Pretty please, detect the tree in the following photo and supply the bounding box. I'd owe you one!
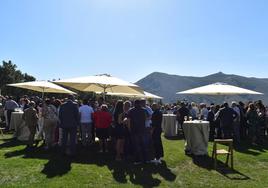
[0,60,36,96]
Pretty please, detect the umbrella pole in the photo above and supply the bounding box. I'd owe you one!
[103,87,106,101]
[42,87,45,100]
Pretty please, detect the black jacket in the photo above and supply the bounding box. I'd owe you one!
[152,109,163,131]
[217,107,237,129]
[59,100,79,128]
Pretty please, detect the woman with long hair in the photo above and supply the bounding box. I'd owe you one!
[42,98,58,150]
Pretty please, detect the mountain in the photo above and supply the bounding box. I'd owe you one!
[136,72,268,104]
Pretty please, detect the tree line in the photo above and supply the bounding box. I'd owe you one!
[0,60,36,96]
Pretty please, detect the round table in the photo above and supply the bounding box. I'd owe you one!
[10,111,24,131]
[10,111,30,141]
[161,114,177,137]
[182,120,210,155]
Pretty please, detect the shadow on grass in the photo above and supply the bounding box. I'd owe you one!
[41,156,72,178]
[4,144,176,187]
[216,168,250,180]
[108,161,176,187]
[0,138,25,149]
[234,139,268,156]
[191,155,250,180]
[10,147,72,178]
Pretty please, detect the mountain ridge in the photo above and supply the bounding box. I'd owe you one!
[136,72,268,104]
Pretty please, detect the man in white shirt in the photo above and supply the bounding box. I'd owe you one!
[200,103,209,120]
[4,96,19,130]
[79,99,94,146]
[191,102,199,118]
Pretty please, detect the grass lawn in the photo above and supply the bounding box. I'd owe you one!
[0,133,268,188]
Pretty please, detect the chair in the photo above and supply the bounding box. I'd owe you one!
[212,139,233,169]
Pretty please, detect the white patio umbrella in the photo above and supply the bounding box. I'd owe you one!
[7,81,76,98]
[96,91,163,99]
[54,74,144,98]
[143,91,163,99]
[177,82,263,95]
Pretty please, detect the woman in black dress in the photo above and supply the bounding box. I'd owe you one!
[113,100,124,161]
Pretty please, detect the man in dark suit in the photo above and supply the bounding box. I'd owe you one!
[216,102,238,139]
[177,102,190,126]
[128,100,147,164]
[59,95,79,156]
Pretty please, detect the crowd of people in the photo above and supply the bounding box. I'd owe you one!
[0,95,164,165]
[164,100,268,145]
[0,94,268,164]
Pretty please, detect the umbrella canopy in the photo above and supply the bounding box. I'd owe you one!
[54,74,144,95]
[7,81,76,95]
[177,82,263,95]
[143,91,163,99]
[96,91,163,99]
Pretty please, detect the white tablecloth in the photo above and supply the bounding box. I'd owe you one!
[183,120,210,155]
[10,112,30,141]
[161,114,177,137]
[10,112,24,131]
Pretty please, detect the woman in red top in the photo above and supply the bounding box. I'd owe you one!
[93,104,112,152]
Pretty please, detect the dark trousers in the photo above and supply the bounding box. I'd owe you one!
[144,128,152,159]
[233,121,241,143]
[222,127,233,139]
[209,122,215,141]
[6,110,14,129]
[28,126,36,146]
[240,119,247,139]
[92,122,95,142]
[61,127,77,155]
[152,129,164,159]
[124,130,134,157]
[132,133,147,162]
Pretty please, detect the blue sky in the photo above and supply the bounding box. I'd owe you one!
[0,0,268,83]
